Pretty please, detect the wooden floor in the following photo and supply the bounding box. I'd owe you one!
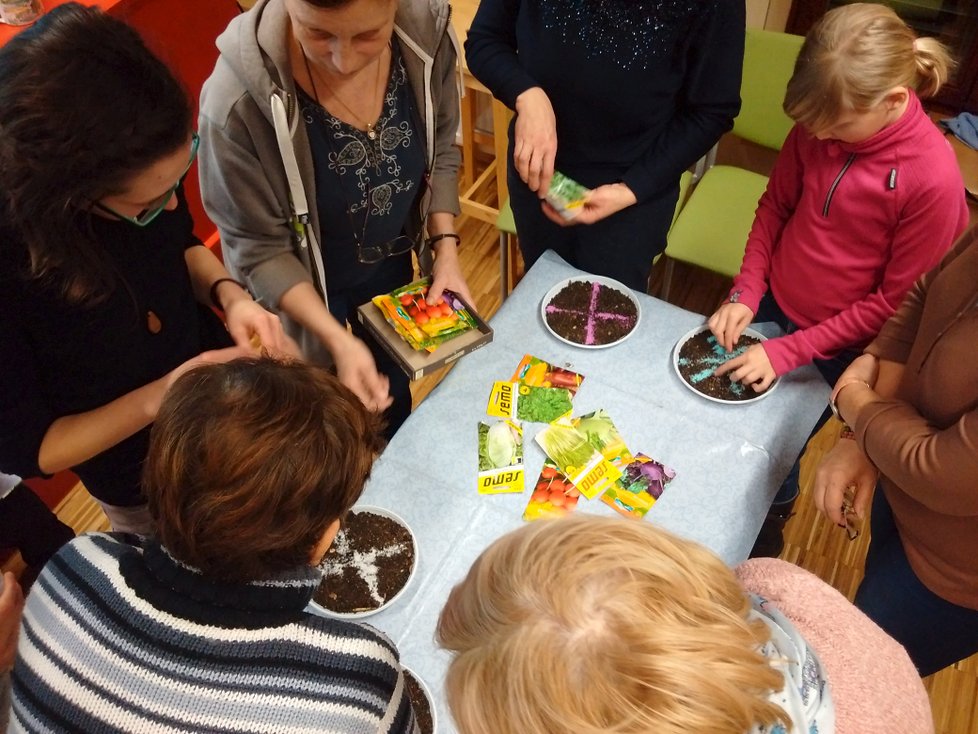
[14,211,976,734]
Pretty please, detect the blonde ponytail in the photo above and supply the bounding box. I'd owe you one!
[785,3,957,131]
[912,35,955,99]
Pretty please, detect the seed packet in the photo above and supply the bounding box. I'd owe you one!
[602,453,676,519]
[534,422,621,500]
[372,278,477,353]
[477,421,524,494]
[572,409,676,518]
[545,171,591,221]
[523,460,581,521]
[487,382,573,424]
[510,354,585,396]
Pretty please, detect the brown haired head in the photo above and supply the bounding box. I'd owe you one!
[143,357,384,582]
[436,515,788,734]
[784,2,954,132]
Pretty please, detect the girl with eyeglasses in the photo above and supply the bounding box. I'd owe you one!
[200,0,474,439]
[0,3,295,534]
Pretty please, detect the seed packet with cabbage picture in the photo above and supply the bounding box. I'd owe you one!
[477,420,525,494]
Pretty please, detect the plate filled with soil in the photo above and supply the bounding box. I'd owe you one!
[541,276,641,349]
[673,326,780,404]
[313,506,417,619]
[403,667,436,734]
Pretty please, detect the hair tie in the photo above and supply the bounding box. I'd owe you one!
[912,38,920,53]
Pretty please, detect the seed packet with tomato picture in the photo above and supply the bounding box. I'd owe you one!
[510,355,585,397]
[487,381,573,424]
[602,453,676,519]
[534,422,621,500]
[372,278,477,353]
[477,421,525,494]
[523,460,581,521]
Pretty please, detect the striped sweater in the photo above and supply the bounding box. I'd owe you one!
[10,533,419,734]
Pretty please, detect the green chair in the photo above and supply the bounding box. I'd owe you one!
[496,198,518,302]
[661,28,805,301]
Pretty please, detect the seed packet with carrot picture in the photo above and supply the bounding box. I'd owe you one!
[522,460,581,521]
[510,354,585,396]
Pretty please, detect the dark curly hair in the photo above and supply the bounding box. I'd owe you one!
[0,3,192,303]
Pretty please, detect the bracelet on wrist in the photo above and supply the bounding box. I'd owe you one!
[209,277,249,310]
[829,378,870,421]
[426,233,461,249]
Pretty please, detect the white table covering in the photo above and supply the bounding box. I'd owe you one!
[350,250,829,732]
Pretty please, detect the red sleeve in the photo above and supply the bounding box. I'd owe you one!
[730,125,806,314]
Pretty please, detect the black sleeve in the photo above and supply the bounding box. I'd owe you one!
[463,0,539,109]
[621,2,745,201]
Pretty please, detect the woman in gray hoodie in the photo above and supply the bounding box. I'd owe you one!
[199,0,471,438]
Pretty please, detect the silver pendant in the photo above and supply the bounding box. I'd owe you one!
[367,127,377,140]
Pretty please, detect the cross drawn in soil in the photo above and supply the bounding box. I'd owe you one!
[322,529,408,606]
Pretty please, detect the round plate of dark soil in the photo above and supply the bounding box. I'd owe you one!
[673,325,780,404]
[402,667,436,734]
[313,506,418,619]
[540,275,641,349]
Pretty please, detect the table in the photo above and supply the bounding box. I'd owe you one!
[353,251,829,732]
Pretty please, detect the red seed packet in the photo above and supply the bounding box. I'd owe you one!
[510,354,584,396]
[522,460,581,521]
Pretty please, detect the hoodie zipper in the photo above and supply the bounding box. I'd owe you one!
[822,153,856,217]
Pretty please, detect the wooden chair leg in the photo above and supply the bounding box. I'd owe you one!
[499,231,509,302]
[660,257,675,302]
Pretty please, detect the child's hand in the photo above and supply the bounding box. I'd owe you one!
[714,343,777,392]
[707,302,754,352]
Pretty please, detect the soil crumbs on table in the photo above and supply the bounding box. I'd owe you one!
[677,330,767,402]
[315,511,414,614]
[403,670,434,734]
[545,280,638,346]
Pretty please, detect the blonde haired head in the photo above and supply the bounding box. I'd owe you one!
[784,2,954,132]
[436,515,789,734]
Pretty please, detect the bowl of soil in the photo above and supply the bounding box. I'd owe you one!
[673,325,780,404]
[541,276,640,349]
[402,667,436,734]
[313,505,418,619]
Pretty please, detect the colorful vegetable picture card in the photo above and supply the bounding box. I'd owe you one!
[522,460,580,521]
[510,354,585,396]
[534,422,621,500]
[486,382,573,424]
[602,453,676,519]
[372,278,477,353]
[477,421,525,494]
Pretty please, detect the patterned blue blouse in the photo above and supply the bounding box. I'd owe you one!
[300,40,425,288]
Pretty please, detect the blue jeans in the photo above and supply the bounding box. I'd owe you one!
[855,488,978,677]
[754,293,860,506]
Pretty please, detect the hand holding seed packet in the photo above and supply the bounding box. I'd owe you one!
[545,171,591,221]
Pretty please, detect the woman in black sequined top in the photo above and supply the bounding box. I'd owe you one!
[466,0,745,290]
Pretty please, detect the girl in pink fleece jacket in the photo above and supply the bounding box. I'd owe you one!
[708,3,969,558]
